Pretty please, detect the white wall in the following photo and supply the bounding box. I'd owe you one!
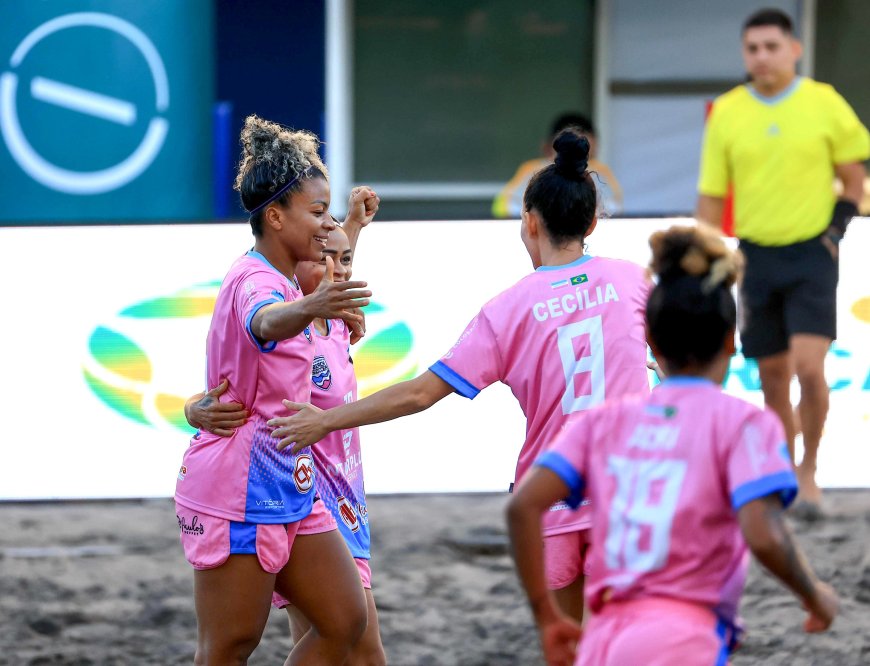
[2,218,868,499]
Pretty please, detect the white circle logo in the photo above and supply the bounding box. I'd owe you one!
[0,12,169,195]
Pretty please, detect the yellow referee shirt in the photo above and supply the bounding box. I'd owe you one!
[698,77,870,246]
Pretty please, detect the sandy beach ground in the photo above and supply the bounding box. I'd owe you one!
[1,491,868,665]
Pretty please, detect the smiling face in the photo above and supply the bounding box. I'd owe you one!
[267,175,334,263]
[295,224,353,296]
[742,25,801,94]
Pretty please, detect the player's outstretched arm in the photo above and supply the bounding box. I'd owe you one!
[269,370,454,452]
[252,256,371,343]
[184,379,248,436]
[507,468,583,666]
[738,494,839,632]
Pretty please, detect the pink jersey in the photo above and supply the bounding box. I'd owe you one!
[538,377,797,633]
[175,251,317,523]
[309,319,370,559]
[430,255,650,535]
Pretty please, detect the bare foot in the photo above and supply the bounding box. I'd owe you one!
[796,462,822,505]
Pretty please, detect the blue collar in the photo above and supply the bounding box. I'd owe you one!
[535,254,594,273]
[659,376,717,387]
[746,76,802,105]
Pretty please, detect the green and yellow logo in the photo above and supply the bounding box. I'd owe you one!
[354,302,417,397]
[84,284,417,430]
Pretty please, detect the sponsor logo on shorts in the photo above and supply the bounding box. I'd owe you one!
[337,496,360,532]
[293,454,314,493]
[177,514,204,535]
[312,355,332,391]
[177,465,187,481]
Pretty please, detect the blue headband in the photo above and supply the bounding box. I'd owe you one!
[248,167,312,216]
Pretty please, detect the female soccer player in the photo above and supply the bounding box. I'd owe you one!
[187,223,387,666]
[507,225,838,666]
[268,129,651,621]
[174,115,372,665]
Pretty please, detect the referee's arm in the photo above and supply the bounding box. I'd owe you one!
[696,195,725,232]
[834,162,866,205]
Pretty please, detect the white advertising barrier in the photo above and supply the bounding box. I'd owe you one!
[1,219,868,499]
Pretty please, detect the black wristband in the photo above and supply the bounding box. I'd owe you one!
[829,199,858,235]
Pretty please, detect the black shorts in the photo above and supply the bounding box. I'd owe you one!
[738,234,839,359]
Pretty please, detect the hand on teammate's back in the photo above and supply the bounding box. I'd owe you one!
[186,379,247,436]
[268,400,328,452]
[306,256,371,323]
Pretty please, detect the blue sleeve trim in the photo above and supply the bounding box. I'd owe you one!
[731,470,798,511]
[245,298,282,352]
[535,451,585,509]
[429,361,481,399]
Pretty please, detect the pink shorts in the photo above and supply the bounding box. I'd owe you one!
[298,498,338,535]
[270,500,365,608]
[543,529,591,589]
[175,502,301,574]
[578,598,729,666]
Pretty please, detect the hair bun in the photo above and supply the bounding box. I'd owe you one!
[234,114,327,196]
[648,225,743,291]
[553,129,590,179]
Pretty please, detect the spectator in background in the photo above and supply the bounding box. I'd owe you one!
[696,8,870,510]
[493,113,623,218]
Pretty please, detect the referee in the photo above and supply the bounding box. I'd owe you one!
[696,8,870,509]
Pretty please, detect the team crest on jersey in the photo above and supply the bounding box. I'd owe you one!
[177,465,187,481]
[293,454,314,493]
[303,326,313,343]
[337,496,360,532]
[312,355,332,391]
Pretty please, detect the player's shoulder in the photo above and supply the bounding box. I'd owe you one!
[486,269,541,302]
[586,390,648,424]
[710,391,781,435]
[226,253,297,299]
[227,253,278,280]
[593,255,646,278]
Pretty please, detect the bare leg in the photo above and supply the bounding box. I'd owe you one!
[286,588,385,666]
[791,334,831,505]
[348,589,387,666]
[756,352,796,462]
[287,605,311,644]
[193,555,275,666]
[276,530,367,666]
[552,575,585,625]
